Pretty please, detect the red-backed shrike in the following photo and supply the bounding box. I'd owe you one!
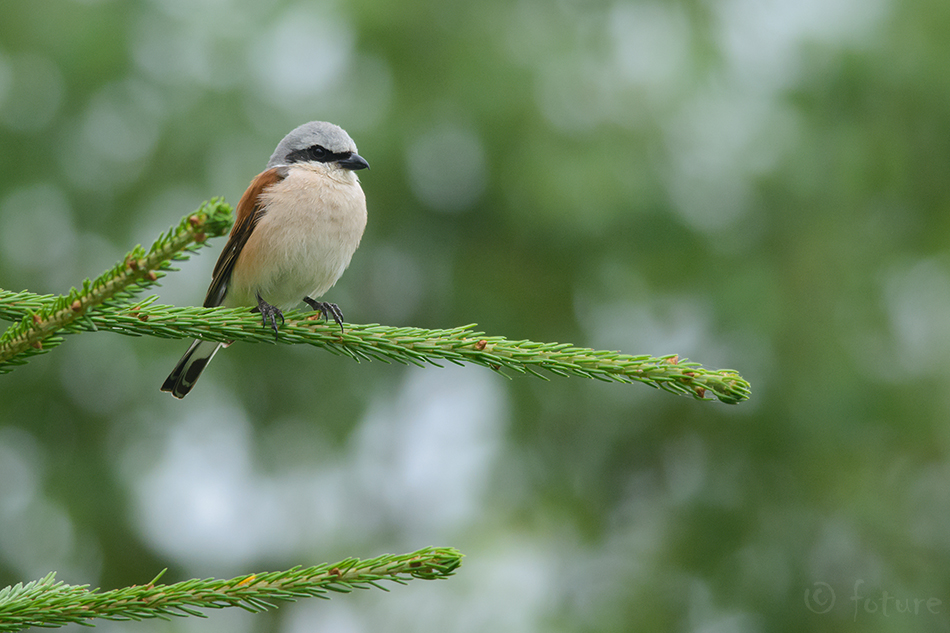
[161,121,369,398]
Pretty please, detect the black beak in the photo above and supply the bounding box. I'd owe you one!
[338,152,370,171]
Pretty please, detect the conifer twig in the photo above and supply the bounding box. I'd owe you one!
[0,199,232,373]
[0,293,749,403]
[0,547,462,633]
[0,199,751,403]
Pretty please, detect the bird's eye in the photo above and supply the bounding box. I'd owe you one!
[308,145,329,161]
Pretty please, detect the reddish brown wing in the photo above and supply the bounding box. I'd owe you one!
[204,168,285,307]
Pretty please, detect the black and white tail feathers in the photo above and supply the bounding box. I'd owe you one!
[160,340,223,399]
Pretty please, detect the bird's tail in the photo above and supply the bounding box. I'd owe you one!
[161,340,223,399]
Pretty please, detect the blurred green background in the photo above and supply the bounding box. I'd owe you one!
[2,0,949,631]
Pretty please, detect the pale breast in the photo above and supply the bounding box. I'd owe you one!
[226,165,367,310]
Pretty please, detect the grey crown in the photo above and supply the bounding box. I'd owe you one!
[267,121,358,169]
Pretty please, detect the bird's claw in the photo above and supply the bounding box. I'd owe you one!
[253,293,284,340]
[303,298,345,334]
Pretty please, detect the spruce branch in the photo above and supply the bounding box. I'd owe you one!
[0,199,232,373]
[0,292,749,403]
[0,547,462,633]
[0,198,751,403]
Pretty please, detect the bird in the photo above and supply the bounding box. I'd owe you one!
[161,121,369,398]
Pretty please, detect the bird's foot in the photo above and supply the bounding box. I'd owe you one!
[252,293,284,340]
[303,297,345,334]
